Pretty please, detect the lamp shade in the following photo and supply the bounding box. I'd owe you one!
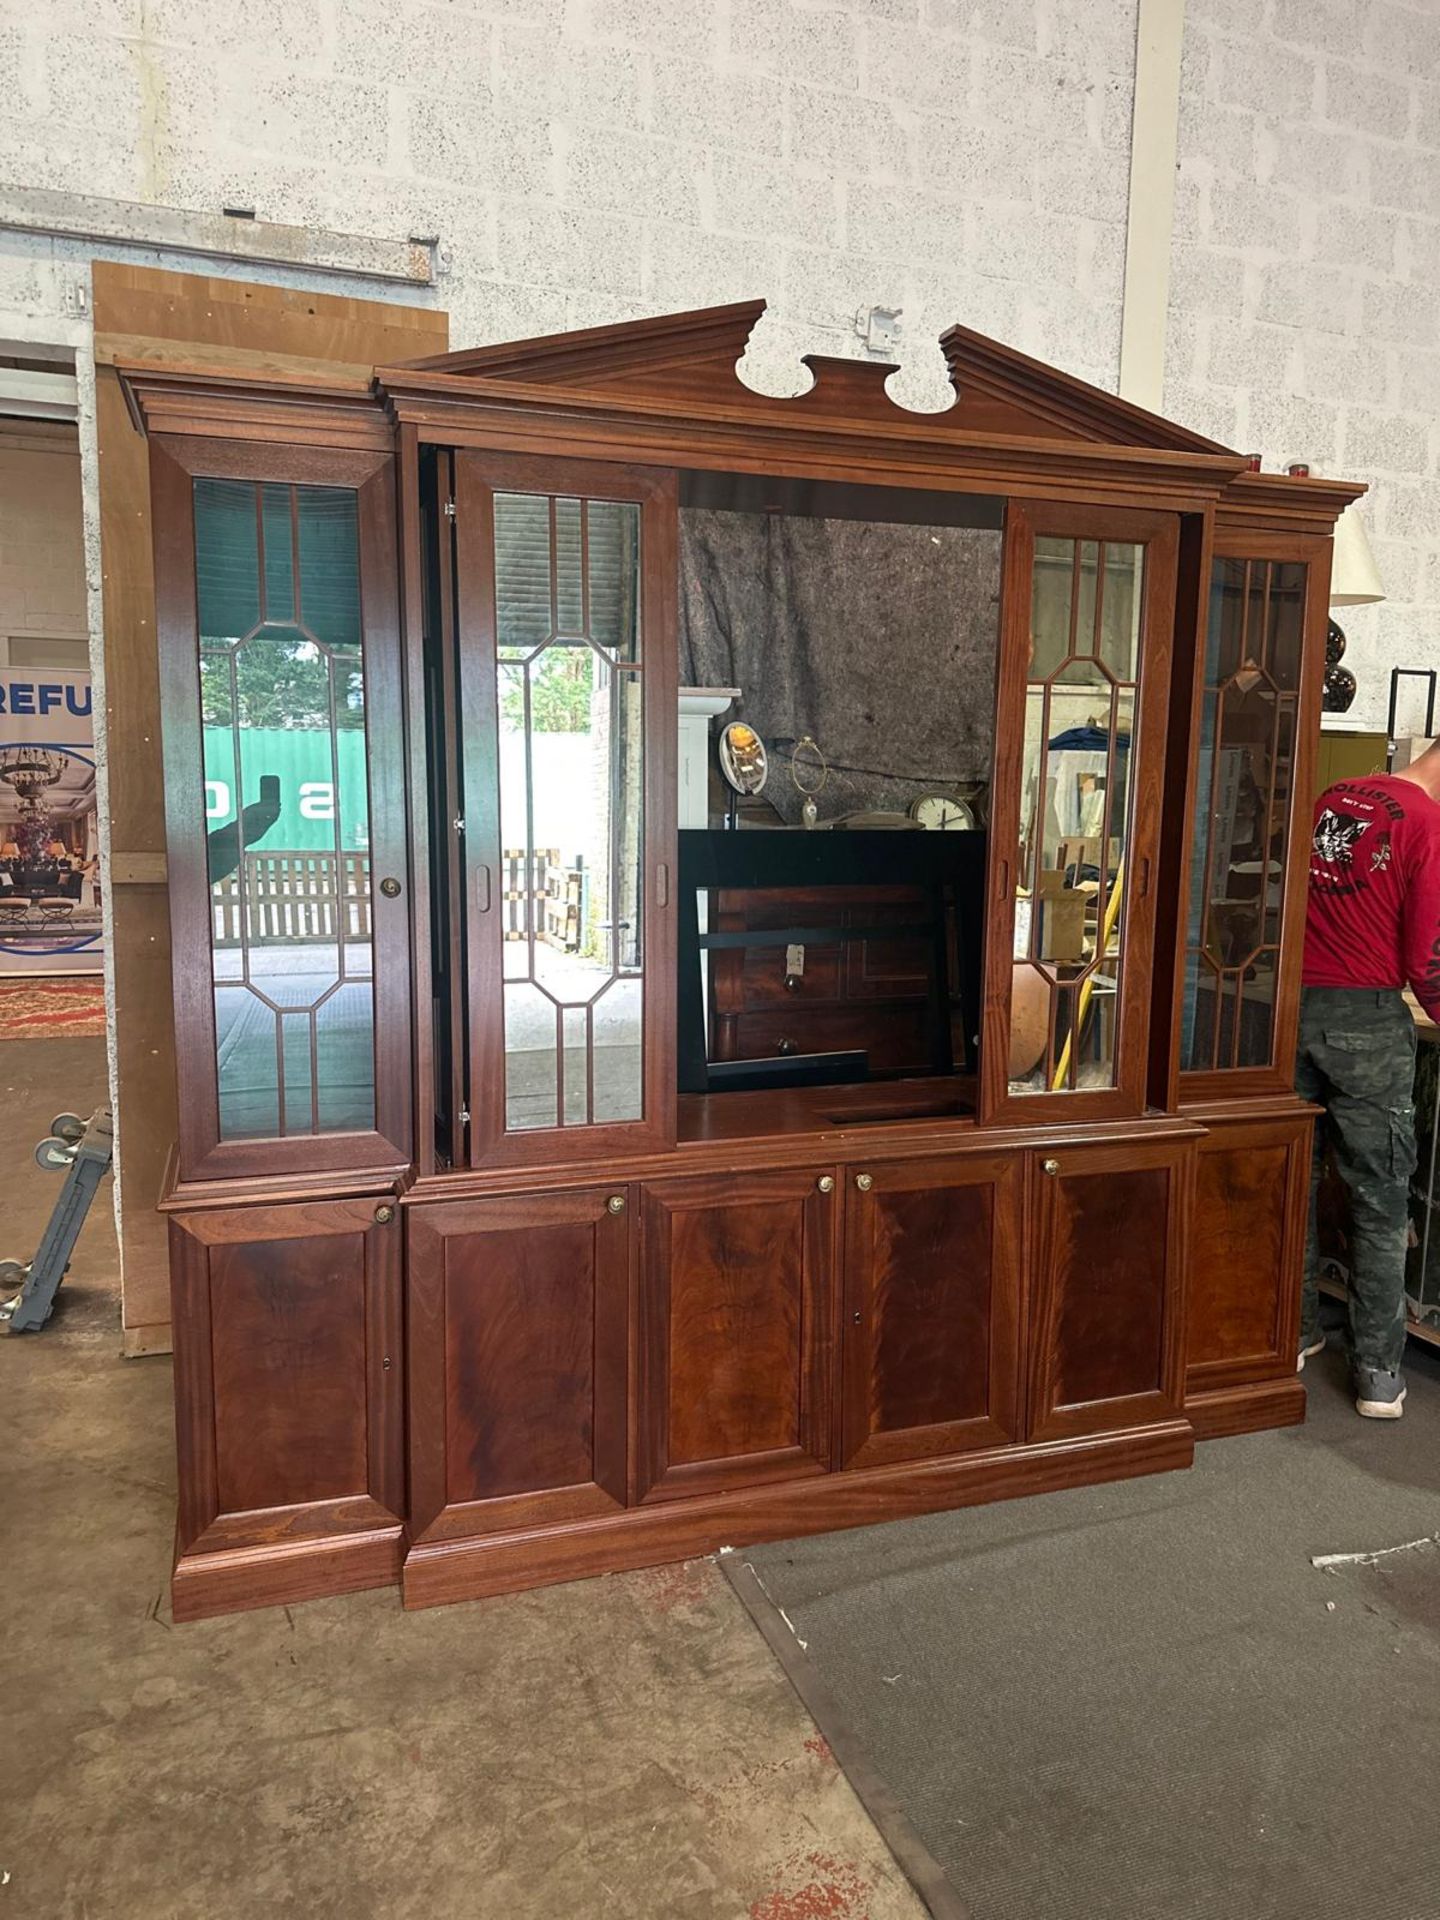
[1330,506,1385,607]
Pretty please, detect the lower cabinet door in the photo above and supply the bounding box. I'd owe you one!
[407,1189,629,1542]
[169,1198,404,1561]
[840,1153,1023,1468]
[1028,1140,1192,1442]
[1186,1111,1311,1394]
[636,1168,838,1501]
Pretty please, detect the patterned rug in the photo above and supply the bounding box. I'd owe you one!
[0,977,107,1040]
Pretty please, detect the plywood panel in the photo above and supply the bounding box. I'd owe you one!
[92,262,445,1343]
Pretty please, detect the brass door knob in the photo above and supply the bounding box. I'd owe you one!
[817,1175,834,1194]
[374,1203,396,1224]
[379,876,402,898]
[607,1193,626,1214]
[1042,1159,1060,1176]
[855,1172,873,1191]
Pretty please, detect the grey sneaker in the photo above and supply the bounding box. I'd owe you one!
[1297,1331,1326,1373]
[1354,1367,1406,1419]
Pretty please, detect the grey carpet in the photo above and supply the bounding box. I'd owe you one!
[738,1332,1440,1920]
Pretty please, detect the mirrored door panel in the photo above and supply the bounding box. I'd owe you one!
[153,442,411,1181]
[1180,543,1324,1088]
[196,478,376,1141]
[986,504,1179,1121]
[456,455,677,1165]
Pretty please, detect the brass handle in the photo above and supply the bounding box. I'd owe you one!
[817,1175,834,1194]
[374,1203,396,1224]
[777,1038,797,1056]
[1042,1159,1060,1176]
[855,1172,873,1192]
[607,1193,626,1214]
[379,876,402,899]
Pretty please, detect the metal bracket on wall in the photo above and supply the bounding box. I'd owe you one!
[0,186,443,288]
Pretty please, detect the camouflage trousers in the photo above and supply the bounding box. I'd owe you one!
[1296,986,1416,1375]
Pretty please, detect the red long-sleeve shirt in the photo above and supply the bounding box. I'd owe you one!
[1304,775,1440,1018]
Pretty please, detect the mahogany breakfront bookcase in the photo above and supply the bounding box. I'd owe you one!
[120,301,1363,1621]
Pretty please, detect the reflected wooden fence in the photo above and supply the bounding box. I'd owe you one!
[212,852,372,947]
[211,849,587,952]
[502,847,584,952]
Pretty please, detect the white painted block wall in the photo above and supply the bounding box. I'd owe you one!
[3,3,1432,717]
[1169,0,1440,727]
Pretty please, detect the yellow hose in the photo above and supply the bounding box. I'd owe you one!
[1051,854,1125,1091]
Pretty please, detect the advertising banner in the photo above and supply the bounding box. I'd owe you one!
[0,671,102,976]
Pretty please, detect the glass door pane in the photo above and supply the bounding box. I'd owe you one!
[194,478,376,1140]
[492,490,646,1134]
[1009,536,1145,1096]
[1181,556,1306,1072]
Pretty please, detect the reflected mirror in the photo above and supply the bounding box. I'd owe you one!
[1181,557,1306,1071]
[195,478,375,1140]
[493,491,645,1133]
[1009,537,1145,1095]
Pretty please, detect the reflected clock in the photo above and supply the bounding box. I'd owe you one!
[909,793,975,831]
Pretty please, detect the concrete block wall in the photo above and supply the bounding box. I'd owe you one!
[0,0,1138,408]
[1169,0,1440,728]
[0,0,1435,692]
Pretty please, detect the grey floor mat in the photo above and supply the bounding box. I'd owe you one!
[737,1335,1440,1920]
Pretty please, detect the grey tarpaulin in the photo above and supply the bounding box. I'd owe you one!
[678,509,1003,826]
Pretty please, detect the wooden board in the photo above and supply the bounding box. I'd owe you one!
[91,262,445,1348]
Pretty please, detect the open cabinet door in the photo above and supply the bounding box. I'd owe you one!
[982,501,1180,1126]
[450,451,679,1168]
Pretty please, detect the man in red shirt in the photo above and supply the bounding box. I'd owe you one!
[1298,752,1440,1417]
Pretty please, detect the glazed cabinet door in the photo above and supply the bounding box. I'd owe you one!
[1185,1111,1311,1395]
[407,1189,629,1541]
[840,1153,1023,1468]
[985,503,1179,1123]
[152,439,411,1183]
[169,1197,404,1618]
[636,1168,837,1501]
[1027,1139,1192,1441]
[453,453,678,1168]
[1179,537,1331,1096]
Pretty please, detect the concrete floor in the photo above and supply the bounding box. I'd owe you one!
[0,1035,925,1920]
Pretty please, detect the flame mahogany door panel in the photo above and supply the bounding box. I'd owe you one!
[840,1153,1023,1469]
[1185,1111,1311,1395]
[1027,1139,1192,1442]
[169,1198,404,1615]
[407,1189,629,1542]
[636,1168,838,1502]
